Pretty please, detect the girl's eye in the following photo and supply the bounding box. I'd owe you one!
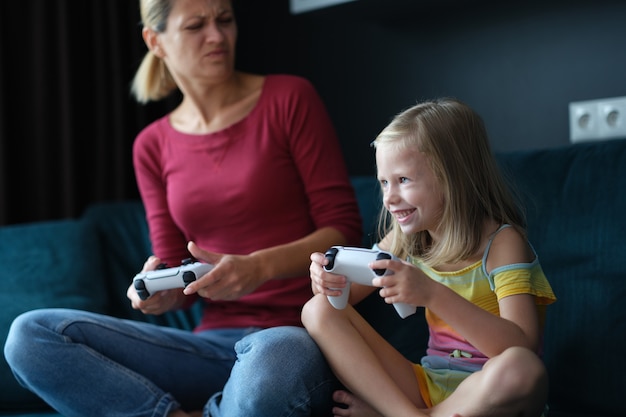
[218,16,234,25]
[399,177,409,184]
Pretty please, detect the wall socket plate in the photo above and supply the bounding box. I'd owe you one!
[569,96,626,143]
[289,0,356,14]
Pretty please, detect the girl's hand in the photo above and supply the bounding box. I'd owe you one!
[309,251,347,296]
[182,241,265,300]
[371,258,432,307]
[127,255,187,315]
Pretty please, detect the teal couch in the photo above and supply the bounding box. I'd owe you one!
[2,139,626,417]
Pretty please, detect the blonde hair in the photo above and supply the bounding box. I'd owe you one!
[372,98,525,266]
[131,0,178,103]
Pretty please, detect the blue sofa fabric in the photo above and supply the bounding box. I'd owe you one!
[497,141,626,416]
[0,219,109,411]
[1,139,626,416]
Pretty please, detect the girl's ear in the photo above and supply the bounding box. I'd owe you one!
[142,27,165,58]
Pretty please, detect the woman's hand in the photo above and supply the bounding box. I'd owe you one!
[182,241,265,300]
[127,255,188,315]
[308,251,347,296]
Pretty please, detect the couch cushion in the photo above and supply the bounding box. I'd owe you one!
[0,218,108,411]
[83,201,202,330]
[82,201,152,322]
[497,139,626,416]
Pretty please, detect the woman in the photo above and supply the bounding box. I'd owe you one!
[4,0,361,416]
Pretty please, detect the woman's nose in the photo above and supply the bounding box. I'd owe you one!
[204,22,225,42]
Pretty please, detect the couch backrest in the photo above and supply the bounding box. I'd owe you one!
[496,139,626,416]
[349,176,382,247]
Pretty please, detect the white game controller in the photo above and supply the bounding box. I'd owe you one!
[323,246,416,318]
[133,258,214,300]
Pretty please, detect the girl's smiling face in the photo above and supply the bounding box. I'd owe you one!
[376,145,444,238]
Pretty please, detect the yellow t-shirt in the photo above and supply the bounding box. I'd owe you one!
[410,225,557,406]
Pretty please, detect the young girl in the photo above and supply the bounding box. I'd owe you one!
[303,98,556,417]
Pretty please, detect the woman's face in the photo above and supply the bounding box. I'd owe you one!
[376,144,444,238]
[153,0,237,85]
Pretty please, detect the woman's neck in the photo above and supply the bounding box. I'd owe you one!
[170,72,264,134]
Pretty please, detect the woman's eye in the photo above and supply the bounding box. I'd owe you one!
[218,17,234,25]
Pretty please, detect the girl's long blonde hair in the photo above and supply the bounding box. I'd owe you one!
[372,98,526,266]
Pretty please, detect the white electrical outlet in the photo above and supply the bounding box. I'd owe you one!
[597,97,626,140]
[569,96,626,143]
[290,0,356,14]
[569,100,598,142]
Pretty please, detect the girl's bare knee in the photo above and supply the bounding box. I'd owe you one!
[301,293,333,334]
[485,346,548,407]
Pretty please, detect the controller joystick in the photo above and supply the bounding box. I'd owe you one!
[323,246,416,318]
[133,258,214,300]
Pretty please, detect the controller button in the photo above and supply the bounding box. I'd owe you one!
[182,271,197,286]
[374,252,391,276]
[376,252,391,261]
[134,279,150,300]
[324,247,339,270]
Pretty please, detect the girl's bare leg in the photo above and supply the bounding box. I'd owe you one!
[302,294,426,417]
[332,389,383,417]
[328,348,545,417]
[427,346,548,417]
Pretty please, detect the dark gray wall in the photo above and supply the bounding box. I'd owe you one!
[239,0,626,175]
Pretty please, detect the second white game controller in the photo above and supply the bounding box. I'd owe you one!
[323,246,416,318]
[133,258,214,300]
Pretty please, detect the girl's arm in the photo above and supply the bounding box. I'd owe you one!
[377,226,541,357]
[424,285,539,357]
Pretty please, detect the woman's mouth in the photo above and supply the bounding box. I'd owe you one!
[206,49,227,58]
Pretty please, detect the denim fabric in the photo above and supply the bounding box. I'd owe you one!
[4,309,337,417]
[207,326,338,417]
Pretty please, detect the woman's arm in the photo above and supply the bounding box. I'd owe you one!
[183,227,351,300]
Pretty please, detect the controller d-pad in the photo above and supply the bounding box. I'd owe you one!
[134,279,151,301]
[373,252,391,276]
[324,247,339,270]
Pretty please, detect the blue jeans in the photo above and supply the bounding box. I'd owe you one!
[4,309,338,417]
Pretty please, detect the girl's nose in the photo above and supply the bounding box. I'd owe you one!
[383,186,400,206]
